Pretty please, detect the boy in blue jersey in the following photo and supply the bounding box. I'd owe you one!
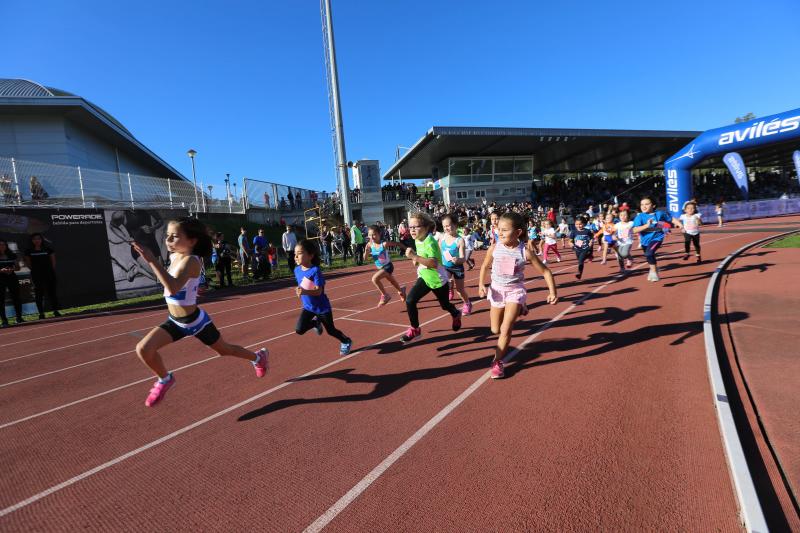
[632,197,683,282]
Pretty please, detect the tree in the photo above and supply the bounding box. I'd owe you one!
[734,112,756,123]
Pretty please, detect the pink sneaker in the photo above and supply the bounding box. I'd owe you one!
[253,348,269,378]
[145,374,175,407]
[378,293,391,307]
[449,288,455,301]
[490,360,505,379]
[401,327,421,344]
[462,300,472,316]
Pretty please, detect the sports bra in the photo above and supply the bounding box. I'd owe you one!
[164,255,202,306]
[369,242,390,268]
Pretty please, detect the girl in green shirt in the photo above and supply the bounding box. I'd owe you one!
[401,212,462,344]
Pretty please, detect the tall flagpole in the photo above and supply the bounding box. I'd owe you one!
[322,0,352,227]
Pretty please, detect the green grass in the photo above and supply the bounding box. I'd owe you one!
[16,250,406,322]
[765,233,800,248]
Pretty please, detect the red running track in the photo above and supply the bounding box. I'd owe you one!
[1,216,799,531]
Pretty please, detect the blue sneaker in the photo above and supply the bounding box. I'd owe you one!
[340,339,352,356]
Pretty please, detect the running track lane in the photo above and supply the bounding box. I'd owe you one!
[1,218,798,531]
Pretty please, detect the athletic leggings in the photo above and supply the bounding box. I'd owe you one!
[542,242,560,261]
[616,244,633,269]
[405,277,459,329]
[32,274,59,314]
[574,248,591,276]
[683,233,701,255]
[215,258,232,287]
[643,240,663,265]
[295,309,350,343]
[0,274,22,321]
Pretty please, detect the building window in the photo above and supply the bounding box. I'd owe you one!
[456,191,468,199]
[474,190,486,198]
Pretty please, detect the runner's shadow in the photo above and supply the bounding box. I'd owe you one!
[237,356,492,420]
[662,263,774,288]
[503,311,749,379]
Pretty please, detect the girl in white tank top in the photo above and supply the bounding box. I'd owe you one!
[131,217,269,407]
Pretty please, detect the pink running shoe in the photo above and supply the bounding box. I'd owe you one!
[462,300,472,316]
[401,327,421,344]
[145,374,175,407]
[253,348,269,378]
[490,360,505,379]
[378,293,391,307]
[449,288,455,301]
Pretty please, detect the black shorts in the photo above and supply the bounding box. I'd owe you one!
[445,265,465,280]
[159,308,221,346]
[378,262,395,275]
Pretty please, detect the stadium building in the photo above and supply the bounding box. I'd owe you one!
[0,78,185,181]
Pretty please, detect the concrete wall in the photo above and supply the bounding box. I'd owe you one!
[0,115,69,165]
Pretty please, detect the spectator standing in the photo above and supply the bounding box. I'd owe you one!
[0,239,24,326]
[295,191,302,209]
[351,221,365,265]
[24,233,60,319]
[282,225,298,271]
[30,176,48,203]
[288,191,295,211]
[213,232,234,288]
[253,228,270,279]
[237,227,251,278]
[321,225,334,267]
[340,226,351,262]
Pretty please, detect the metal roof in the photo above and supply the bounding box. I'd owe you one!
[384,125,800,180]
[0,78,186,181]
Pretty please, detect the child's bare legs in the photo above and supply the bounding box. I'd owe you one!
[494,303,520,362]
[210,337,258,361]
[454,277,469,304]
[384,272,403,295]
[371,270,387,296]
[601,241,609,263]
[136,328,174,379]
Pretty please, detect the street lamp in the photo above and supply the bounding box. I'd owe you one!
[187,149,199,212]
[233,182,238,205]
[224,173,232,213]
[207,185,214,211]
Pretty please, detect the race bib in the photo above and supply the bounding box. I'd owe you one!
[443,250,455,262]
[575,237,587,248]
[377,250,389,265]
[300,277,315,290]
[494,255,516,276]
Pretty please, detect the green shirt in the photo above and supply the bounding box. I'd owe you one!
[415,234,449,289]
[351,226,364,244]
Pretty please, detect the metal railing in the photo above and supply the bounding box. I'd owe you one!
[243,177,336,213]
[0,156,244,213]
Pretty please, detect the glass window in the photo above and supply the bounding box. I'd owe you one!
[471,159,493,176]
[456,191,468,199]
[472,174,492,183]
[449,159,471,176]
[450,175,472,184]
[474,190,486,198]
[514,158,533,174]
[494,159,514,174]
[494,174,514,182]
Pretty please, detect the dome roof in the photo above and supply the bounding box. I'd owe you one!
[0,78,131,135]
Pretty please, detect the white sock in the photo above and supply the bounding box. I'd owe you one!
[158,373,173,384]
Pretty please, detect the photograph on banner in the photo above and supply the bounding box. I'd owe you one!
[0,209,116,315]
[104,209,188,299]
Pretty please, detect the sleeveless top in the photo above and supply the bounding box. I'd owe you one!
[369,242,391,268]
[491,242,527,286]
[164,255,202,306]
[440,236,461,268]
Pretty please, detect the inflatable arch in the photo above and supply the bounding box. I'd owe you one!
[664,107,800,219]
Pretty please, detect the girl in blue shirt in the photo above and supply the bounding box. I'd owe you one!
[294,239,352,355]
[632,197,683,282]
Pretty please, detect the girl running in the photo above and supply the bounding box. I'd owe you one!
[294,239,353,355]
[595,213,617,265]
[401,212,462,344]
[488,211,500,245]
[680,201,702,263]
[557,218,570,248]
[478,212,558,379]
[540,219,561,264]
[132,218,268,407]
[527,218,541,256]
[363,225,407,306]
[632,197,683,282]
[464,225,476,270]
[613,209,635,274]
[569,216,595,280]
[440,214,473,315]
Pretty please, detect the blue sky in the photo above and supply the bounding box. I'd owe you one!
[3,0,799,195]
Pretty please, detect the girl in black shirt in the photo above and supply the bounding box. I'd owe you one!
[0,239,23,326]
[24,233,60,319]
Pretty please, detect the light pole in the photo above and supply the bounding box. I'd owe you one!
[207,185,214,211]
[187,149,199,213]
[224,174,232,213]
[233,182,238,206]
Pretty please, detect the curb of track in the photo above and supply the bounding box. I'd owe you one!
[703,229,799,533]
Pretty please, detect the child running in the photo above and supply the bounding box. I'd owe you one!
[680,201,702,263]
[558,218,570,248]
[478,212,558,379]
[488,211,500,245]
[632,197,683,282]
[464,225,476,270]
[527,218,541,256]
[132,217,268,407]
[540,219,561,263]
[613,208,635,274]
[440,214,473,315]
[595,213,617,265]
[294,239,353,355]
[569,216,595,280]
[363,225,407,306]
[401,212,462,344]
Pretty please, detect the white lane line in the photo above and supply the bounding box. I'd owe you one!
[0,307,455,518]
[303,233,745,531]
[0,262,417,352]
[340,317,409,328]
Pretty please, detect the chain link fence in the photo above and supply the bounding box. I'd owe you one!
[0,156,245,213]
[243,177,339,214]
